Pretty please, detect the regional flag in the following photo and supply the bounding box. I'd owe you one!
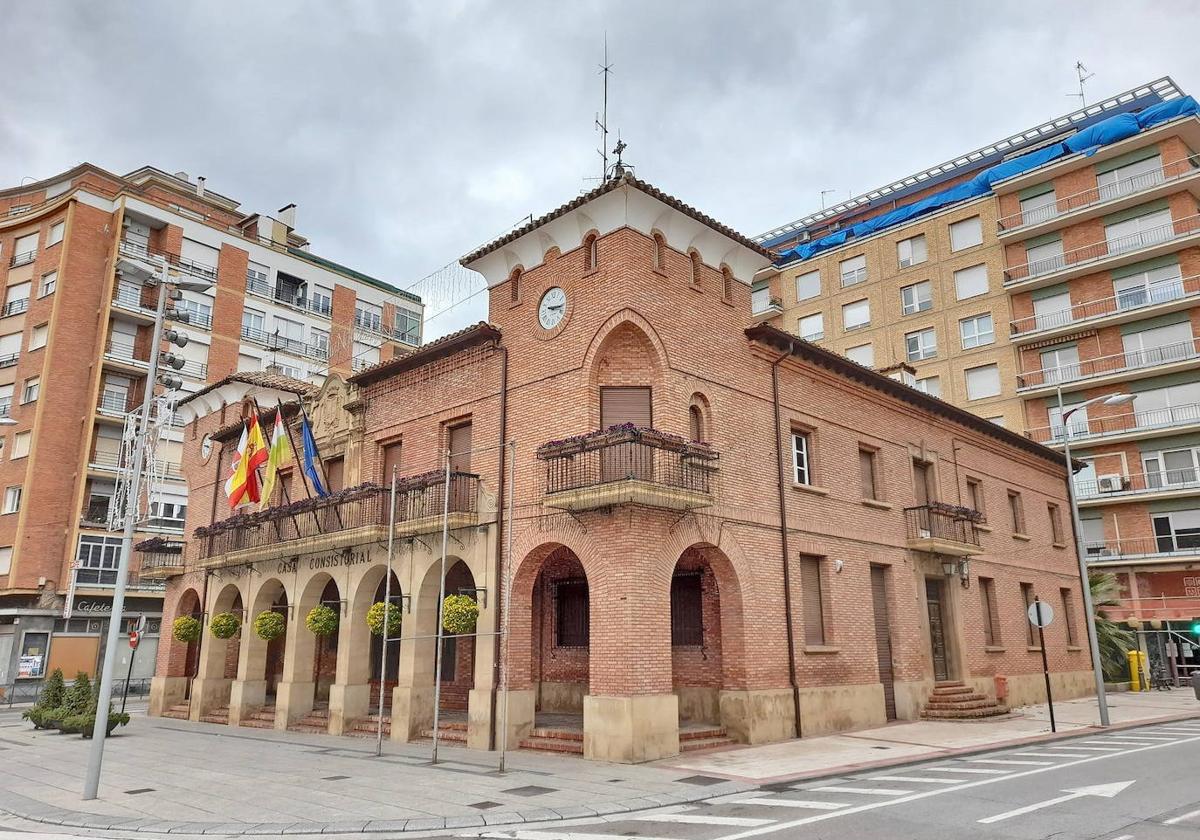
[224,414,270,509]
[259,411,293,510]
[300,414,328,497]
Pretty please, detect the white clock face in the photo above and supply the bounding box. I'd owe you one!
[538,287,567,329]
[200,433,214,463]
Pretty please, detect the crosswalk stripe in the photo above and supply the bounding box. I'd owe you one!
[1015,752,1096,758]
[1150,728,1199,735]
[1088,740,1153,746]
[728,797,851,810]
[922,767,1010,775]
[1028,745,1124,752]
[633,813,774,827]
[969,758,1052,766]
[811,786,912,796]
[1112,734,1176,740]
[867,775,960,785]
[1165,806,1200,825]
[481,832,679,840]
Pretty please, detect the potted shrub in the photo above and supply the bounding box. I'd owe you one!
[442,595,479,635]
[22,668,65,730]
[366,601,402,638]
[173,615,202,644]
[253,610,286,641]
[44,672,92,732]
[209,612,241,640]
[305,605,339,637]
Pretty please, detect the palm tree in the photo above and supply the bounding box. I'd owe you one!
[1089,571,1136,681]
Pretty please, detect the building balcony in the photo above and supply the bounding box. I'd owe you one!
[1016,337,1200,396]
[751,296,784,322]
[1076,468,1200,506]
[1083,535,1200,568]
[903,504,984,556]
[135,538,188,580]
[538,427,718,512]
[997,154,1200,239]
[1003,213,1200,291]
[9,249,36,268]
[2,298,29,318]
[194,474,481,567]
[1009,272,1200,344]
[1027,402,1200,447]
[117,239,216,284]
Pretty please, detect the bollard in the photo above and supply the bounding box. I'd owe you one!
[1128,649,1141,692]
[1192,671,1200,701]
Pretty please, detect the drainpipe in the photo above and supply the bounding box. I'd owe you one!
[771,345,803,739]
[488,344,509,750]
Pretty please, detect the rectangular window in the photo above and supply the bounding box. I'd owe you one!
[897,234,927,268]
[29,323,47,351]
[842,298,870,330]
[1019,190,1058,225]
[1008,490,1026,535]
[670,573,703,646]
[241,309,265,340]
[980,577,1001,646]
[912,458,935,505]
[750,285,771,313]
[914,376,940,397]
[449,421,473,473]
[846,343,874,367]
[1039,344,1081,384]
[0,545,10,576]
[75,535,123,586]
[795,269,821,301]
[12,232,38,265]
[799,555,826,646]
[310,327,330,359]
[1152,509,1200,553]
[965,363,1001,400]
[905,327,937,361]
[12,431,30,459]
[395,308,420,343]
[21,377,39,404]
[798,313,824,341]
[1142,446,1200,489]
[791,431,811,485]
[1048,502,1064,545]
[959,313,995,349]
[1033,290,1072,331]
[176,297,212,328]
[859,447,878,500]
[47,221,65,247]
[1025,238,1065,276]
[1098,153,1163,200]
[555,580,589,646]
[839,254,867,287]
[1021,583,1037,646]
[1122,321,1194,366]
[2,485,20,514]
[355,301,383,332]
[5,281,31,315]
[954,263,989,300]
[245,262,270,295]
[18,631,48,677]
[1060,587,1077,646]
[381,440,403,482]
[949,216,983,251]
[966,477,985,517]
[901,280,933,315]
[1113,265,1184,311]
[311,286,333,317]
[39,271,56,297]
[1105,208,1173,256]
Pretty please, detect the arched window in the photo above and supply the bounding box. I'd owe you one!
[509,268,521,303]
[653,234,667,271]
[721,266,734,301]
[584,234,598,271]
[689,250,702,286]
[688,404,704,442]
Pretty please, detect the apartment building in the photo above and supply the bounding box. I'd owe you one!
[0,164,423,691]
[755,78,1200,666]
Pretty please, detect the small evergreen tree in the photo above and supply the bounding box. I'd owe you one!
[39,669,65,709]
[64,672,93,716]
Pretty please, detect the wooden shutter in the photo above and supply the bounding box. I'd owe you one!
[912,460,932,506]
[859,449,877,500]
[600,386,651,429]
[449,423,472,473]
[670,573,703,645]
[555,580,589,646]
[799,556,825,646]
[324,457,344,493]
[1021,583,1036,646]
[381,442,402,482]
[980,578,999,646]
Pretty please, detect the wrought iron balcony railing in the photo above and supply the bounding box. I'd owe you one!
[1076,468,1200,500]
[1027,402,1200,445]
[904,503,983,554]
[118,238,217,281]
[1010,272,1200,338]
[1083,534,1200,562]
[1017,337,1200,391]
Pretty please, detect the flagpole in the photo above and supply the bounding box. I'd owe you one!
[376,465,398,757]
[297,401,343,529]
[277,398,322,533]
[251,397,306,537]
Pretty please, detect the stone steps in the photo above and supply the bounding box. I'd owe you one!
[239,707,278,729]
[920,681,1009,720]
[420,721,468,743]
[519,735,584,754]
[199,706,230,724]
[288,707,330,734]
[161,703,190,720]
[681,735,737,752]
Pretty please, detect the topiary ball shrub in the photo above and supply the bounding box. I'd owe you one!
[173,615,202,643]
[209,612,241,640]
[253,610,286,642]
[366,602,402,638]
[442,595,479,635]
[305,605,339,637]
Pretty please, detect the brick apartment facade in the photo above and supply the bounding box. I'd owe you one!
[757,78,1200,681]
[150,173,1090,762]
[0,164,423,692]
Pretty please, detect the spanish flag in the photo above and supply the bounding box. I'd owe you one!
[224,414,269,509]
[258,411,293,510]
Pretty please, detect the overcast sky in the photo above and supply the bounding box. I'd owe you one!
[3,1,1197,338]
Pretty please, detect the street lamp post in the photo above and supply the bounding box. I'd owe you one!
[1055,384,1136,728]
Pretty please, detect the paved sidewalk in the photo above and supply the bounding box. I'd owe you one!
[0,689,1194,837]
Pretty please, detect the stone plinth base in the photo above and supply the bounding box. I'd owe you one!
[796,683,886,736]
[719,687,797,744]
[228,679,267,725]
[274,680,315,730]
[149,676,188,717]
[584,693,679,763]
[390,685,434,742]
[188,677,232,721]
[329,683,371,735]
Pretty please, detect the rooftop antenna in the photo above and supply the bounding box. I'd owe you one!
[1067,61,1095,107]
[594,34,614,181]
[820,189,837,210]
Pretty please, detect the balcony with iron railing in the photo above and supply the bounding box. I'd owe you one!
[9,249,36,268]
[0,353,17,370]
[135,538,188,579]
[96,391,133,415]
[1076,467,1200,504]
[1083,534,1200,566]
[117,238,217,282]
[1027,403,1200,446]
[72,565,165,593]
[903,503,984,556]
[1016,337,1200,395]
[193,474,481,565]
[538,426,718,512]
[1009,272,1200,342]
[2,298,29,318]
[87,447,184,481]
[997,154,1200,236]
[1004,213,1200,288]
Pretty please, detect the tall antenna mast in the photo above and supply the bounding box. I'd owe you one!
[1067,60,1095,107]
[594,34,613,181]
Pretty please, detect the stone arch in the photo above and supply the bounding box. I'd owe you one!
[296,573,342,704]
[650,229,668,272]
[350,565,404,696]
[688,392,712,443]
[719,263,735,300]
[688,248,703,285]
[165,586,203,680]
[583,311,670,431]
[247,577,289,697]
[582,230,599,272]
[507,265,523,304]
[207,582,244,682]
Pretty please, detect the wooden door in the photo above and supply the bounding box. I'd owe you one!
[925,578,949,681]
[599,387,652,482]
[913,459,934,506]
[870,566,897,720]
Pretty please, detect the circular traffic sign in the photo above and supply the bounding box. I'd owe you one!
[1027,601,1055,628]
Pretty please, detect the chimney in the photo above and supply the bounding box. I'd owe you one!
[173,171,189,182]
[277,203,297,230]
[196,176,206,197]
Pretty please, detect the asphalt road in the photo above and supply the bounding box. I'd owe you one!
[469,719,1200,840]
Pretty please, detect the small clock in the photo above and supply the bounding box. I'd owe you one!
[538,287,567,330]
[200,433,214,463]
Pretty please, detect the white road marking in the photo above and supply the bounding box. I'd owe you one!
[1165,806,1200,825]
[922,767,1010,775]
[1150,728,1200,735]
[633,813,774,827]
[1087,740,1153,746]
[1015,752,1099,759]
[1109,834,1134,839]
[725,797,851,810]
[1028,745,1126,752]
[811,786,912,796]
[1109,734,1176,741]
[969,758,1053,766]
[977,781,1135,825]
[479,832,677,840]
[866,775,960,785]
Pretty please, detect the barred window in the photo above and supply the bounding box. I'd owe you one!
[555,580,589,647]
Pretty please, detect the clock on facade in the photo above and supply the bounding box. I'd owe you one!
[538,287,567,330]
[200,433,214,463]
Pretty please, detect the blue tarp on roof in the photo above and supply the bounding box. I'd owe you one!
[777,96,1200,264]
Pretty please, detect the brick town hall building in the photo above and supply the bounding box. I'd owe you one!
[148,173,1094,762]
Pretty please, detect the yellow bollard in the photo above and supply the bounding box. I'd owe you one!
[1128,649,1142,691]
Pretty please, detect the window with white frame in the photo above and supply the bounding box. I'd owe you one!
[21,377,39,404]
[798,313,824,341]
[839,254,867,287]
[842,299,870,330]
[241,308,265,341]
[949,216,983,251]
[845,343,874,367]
[954,263,989,300]
[6,281,31,314]
[897,234,928,268]
[1113,265,1184,310]
[1105,208,1174,256]
[0,383,13,417]
[1025,238,1065,275]
[310,286,333,317]
[3,485,20,514]
[1143,447,1200,489]
[1121,321,1194,365]
[176,296,212,329]
[355,301,383,332]
[1019,190,1058,225]
[795,270,821,301]
[0,546,10,575]
[1033,290,1072,331]
[1130,381,1200,428]
[791,431,812,485]
[914,376,941,397]
[1152,508,1200,552]
[12,430,30,459]
[75,535,123,586]
[750,285,772,313]
[245,261,270,294]
[1039,344,1080,383]
[395,308,420,343]
[1098,153,1164,201]
[965,363,1002,400]
[47,221,65,247]
[310,327,330,358]
[272,316,304,350]
[12,233,38,265]
[959,313,995,348]
[29,324,47,351]
[38,271,56,297]
[905,327,937,361]
[901,280,933,314]
[1048,402,1090,439]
